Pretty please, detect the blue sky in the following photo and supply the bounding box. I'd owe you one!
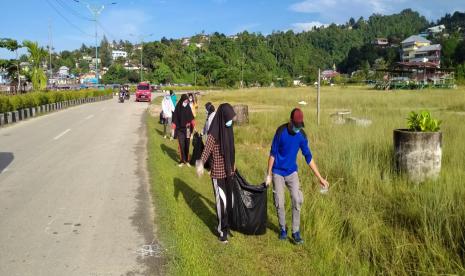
[0,0,463,58]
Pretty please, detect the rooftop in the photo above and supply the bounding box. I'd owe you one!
[401,35,431,45]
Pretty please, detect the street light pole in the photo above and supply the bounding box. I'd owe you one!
[86,4,104,85]
[74,1,117,86]
[130,33,153,82]
[140,39,143,82]
[193,53,197,87]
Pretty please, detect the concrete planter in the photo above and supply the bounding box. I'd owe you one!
[30,107,36,117]
[18,109,25,120]
[12,111,19,122]
[45,104,49,113]
[0,113,4,126]
[394,129,442,183]
[24,108,30,119]
[5,112,12,123]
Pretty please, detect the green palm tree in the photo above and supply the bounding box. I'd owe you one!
[23,40,47,91]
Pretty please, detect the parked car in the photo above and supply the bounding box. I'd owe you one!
[135,82,152,102]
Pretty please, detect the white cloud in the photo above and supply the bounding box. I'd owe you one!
[292,21,328,32]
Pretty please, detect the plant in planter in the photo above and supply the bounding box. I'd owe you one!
[394,111,442,183]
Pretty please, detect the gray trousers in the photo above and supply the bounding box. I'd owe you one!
[273,172,303,233]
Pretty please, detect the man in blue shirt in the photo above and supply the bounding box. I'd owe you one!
[266,108,329,244]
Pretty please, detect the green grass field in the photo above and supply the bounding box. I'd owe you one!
[147,86,465,275]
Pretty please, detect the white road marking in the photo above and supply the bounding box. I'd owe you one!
[53,129,71,140]
[85,114,94,120]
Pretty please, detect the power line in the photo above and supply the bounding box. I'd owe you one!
[97,21,118,41]
[53,0,93,21]
[46,0,93,37]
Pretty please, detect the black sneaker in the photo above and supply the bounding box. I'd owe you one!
[219,232,228,244]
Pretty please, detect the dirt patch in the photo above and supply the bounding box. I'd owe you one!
[125,111,166,276]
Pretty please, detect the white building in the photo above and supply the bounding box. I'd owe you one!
[58,66,69,77]
[112,50,128,60]
[0,70,9,84]
[427,25,446,35]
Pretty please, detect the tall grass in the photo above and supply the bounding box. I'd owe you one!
[148,86,465,275]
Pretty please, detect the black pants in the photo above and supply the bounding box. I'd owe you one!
[212,177,234,236]
[177,129,190,163]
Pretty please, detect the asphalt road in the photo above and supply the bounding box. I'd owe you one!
[0,96,162,276]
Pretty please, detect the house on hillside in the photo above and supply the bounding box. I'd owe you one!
[111,50,127,60]
[322,70,340,81]
[181,38,191,47]
[372,38,389,47]
[0,70,9,85]
[401,35,441,67]
[427,25,446,35]
[58,66,69,77]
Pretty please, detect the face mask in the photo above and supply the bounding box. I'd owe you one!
[292,126,301,133]
[189,98,193,102]
[182,102,188,107]
[225,120,233,127]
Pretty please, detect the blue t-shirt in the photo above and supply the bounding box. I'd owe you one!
[270,125,313,177]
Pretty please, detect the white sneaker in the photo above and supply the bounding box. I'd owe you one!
[163,135,167,139]
[178,163,184,167]
[186,163,191,168]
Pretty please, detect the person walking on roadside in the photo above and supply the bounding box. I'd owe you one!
[202,102,216,136]
[170,90,177,107]
[196,103,236,244]
[172,94,195,167]
[161,91,175,139]
[265,108,329,244]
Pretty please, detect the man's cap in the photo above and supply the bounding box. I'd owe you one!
[290,108,305,128]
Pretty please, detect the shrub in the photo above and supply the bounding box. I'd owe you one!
[0,90,111,113]
[407,110,441,132]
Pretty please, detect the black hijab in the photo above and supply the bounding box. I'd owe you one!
[208,103,236,175]
[205,102,215,116]
[173,94,194,129]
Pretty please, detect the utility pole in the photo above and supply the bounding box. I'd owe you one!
[130,33,153,82]
[86,4,104,85]
[317,68,321,126]
[16,48,20,93]
[240,53,245,88]
[74,1,117,85]
[48,19,53,83]
[193,53,197,87]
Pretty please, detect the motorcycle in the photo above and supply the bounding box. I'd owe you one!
[118,92,125,103]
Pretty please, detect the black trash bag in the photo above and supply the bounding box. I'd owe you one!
[189,132,204,166]
[230,170,267,235]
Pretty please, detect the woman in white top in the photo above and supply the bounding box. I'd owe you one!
[161,91,175,139]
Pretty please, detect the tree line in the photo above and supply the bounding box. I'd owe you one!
[2,9,465,89]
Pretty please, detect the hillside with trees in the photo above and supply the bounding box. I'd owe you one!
[2,9,465,88]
